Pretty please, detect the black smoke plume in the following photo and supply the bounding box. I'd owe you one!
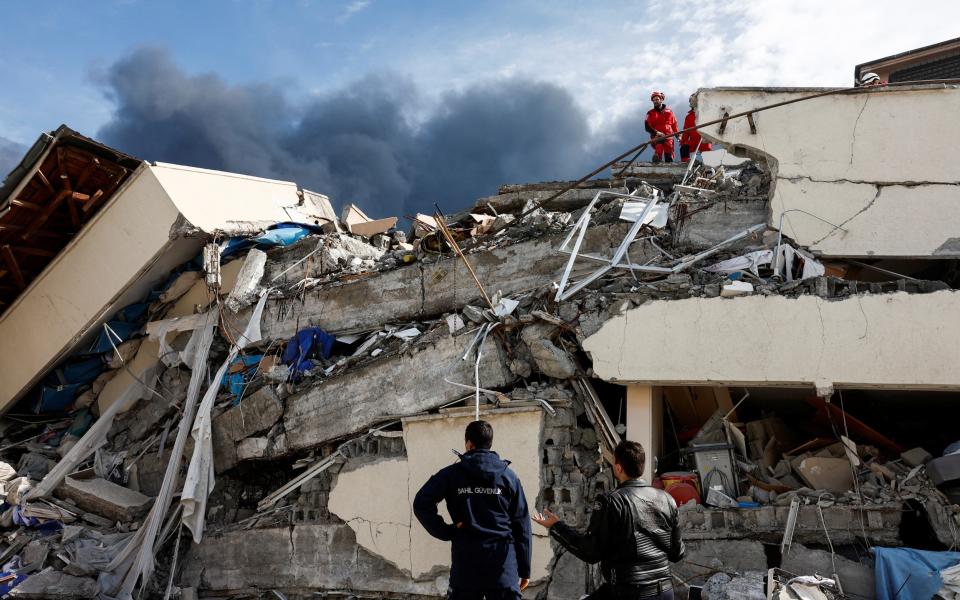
[97,47,645,217]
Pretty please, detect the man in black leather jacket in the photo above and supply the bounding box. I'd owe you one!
[533,441,684,599]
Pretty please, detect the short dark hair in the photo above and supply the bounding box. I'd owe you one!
[465,420,494,449]
[614,441,646,478]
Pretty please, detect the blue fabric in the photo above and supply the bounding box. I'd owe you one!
[413,449,533,589]
[221,223,317,258]
[114,302,150,323]
[873,546,960,600]
[221,355,264,404]
[281,327,336,379]
[34,383,85,414]
[86,320,141,354]
[67,408,94,437]
[61,356,105,385]
[0,572,27,596]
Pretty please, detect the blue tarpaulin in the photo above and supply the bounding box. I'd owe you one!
[873,546,960,600]
[221,223,317,259]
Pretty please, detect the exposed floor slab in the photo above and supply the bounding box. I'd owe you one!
[281,332,515,452]
[254,222,634,340]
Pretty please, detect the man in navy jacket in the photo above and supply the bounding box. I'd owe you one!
[414,420,533,599]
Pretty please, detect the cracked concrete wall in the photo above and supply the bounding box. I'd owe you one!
[327,408,552,585]
[282,332,515,452]
[697,86,960,257]
[584,290,960,390]
[253,222,634,341]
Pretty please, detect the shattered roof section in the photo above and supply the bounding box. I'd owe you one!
[0,125,142,312]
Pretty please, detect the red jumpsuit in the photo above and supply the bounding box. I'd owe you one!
[645,106,679,162]
[679,110,712,162]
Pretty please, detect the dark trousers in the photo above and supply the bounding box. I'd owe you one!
[448,588,522,600]
[586,582,675,600]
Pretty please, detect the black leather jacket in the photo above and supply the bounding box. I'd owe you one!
[550,479,684,586]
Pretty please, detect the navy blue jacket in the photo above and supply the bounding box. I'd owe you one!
[413,449,532,590]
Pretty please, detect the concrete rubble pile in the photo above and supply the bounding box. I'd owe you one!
[2,81,960,600]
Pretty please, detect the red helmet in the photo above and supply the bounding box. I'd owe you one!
[651,91,665,100]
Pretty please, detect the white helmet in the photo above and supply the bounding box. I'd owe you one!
[860,72,881,86]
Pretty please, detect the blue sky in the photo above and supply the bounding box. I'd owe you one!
[1,1,957,214]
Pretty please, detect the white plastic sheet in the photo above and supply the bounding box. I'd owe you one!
[619,200,669,229]
[100,310,217,600]
[181,292,268,543]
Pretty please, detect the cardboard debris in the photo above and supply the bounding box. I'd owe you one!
[341,203,398,238]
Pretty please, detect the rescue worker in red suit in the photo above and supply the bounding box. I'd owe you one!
[679,94,712,162]
[644,91,678,163]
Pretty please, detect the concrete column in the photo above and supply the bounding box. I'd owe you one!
[626,384,662,480]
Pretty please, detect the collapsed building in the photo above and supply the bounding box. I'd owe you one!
[0,82,958,600]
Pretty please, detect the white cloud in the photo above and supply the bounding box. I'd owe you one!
[338,0,371,23]
[391,0,960,140]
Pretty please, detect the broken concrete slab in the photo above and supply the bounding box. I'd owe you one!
[673,540,767,590]
[673,198,768,249]
[476,186,624,214]
[527,339,577,379]
[225,248,266,312]
[679,504,902,545]
[521,323,577,379]
[217,386,283,442]
[210,386,284,472]
[282,333,514,453]
[236,437,269,461]
[179,524,445,597]
[797,457,853,493]
[782,544,874,599]
[253,222,636,342]
[9,568,98,600]
[57,477,152,523]
[545,549,588,599]
[900,447,933,467]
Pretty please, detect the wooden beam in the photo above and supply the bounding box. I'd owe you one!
[70,192,91,202]
[20,188,71,241]
[1,245,27,290]
[75,158,100,189]
[10,199,43,211]
[35,170,55,194]
[81,189,105,215]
